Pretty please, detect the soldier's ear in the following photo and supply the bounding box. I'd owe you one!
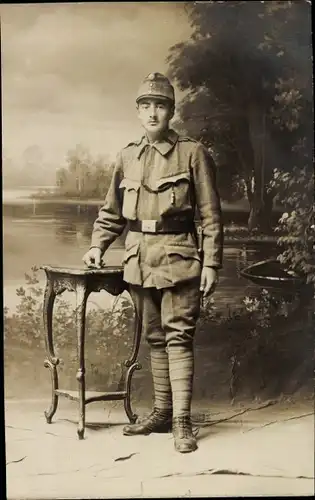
[169,106,175,120]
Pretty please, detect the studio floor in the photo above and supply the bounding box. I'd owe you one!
[5,397,314,498]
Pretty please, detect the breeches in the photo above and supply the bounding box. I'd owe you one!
[129,279,201,348]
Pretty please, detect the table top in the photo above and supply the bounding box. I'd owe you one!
[40,264,124,276]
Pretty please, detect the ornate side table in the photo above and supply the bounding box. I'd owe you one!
[40,265,142,440]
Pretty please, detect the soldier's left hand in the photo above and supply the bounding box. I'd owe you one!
[200,267,219,297]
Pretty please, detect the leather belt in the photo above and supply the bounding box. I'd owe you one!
[129,219,195,234]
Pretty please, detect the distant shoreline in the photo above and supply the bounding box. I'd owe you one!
[2,187,284,218]
[28,197,254,211]
[5,191,280,213]
[31,195,104,206]
[2,190,104,206]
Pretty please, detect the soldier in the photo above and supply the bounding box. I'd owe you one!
[83,72,223,453]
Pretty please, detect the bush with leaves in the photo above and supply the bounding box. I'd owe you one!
[271,162,314,285]
[4,269,44,349]
[227,286,314,398]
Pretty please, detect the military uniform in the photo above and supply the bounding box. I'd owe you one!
[90,127,223,338]
[88,73,223,453]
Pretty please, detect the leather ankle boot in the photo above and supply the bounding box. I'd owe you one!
[172,416,197,453]
[123,408,172,436]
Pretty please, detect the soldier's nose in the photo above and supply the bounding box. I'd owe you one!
[149,105,157,117]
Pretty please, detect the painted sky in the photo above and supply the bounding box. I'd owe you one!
[1,2,192,167]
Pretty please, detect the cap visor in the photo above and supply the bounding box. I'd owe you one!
[136,94,173,103]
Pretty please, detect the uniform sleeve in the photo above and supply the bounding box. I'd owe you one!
[191,143,223,269]
[90,151,126,254]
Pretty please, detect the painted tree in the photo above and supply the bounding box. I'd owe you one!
[56,145,114,198]
[167,0,312,231]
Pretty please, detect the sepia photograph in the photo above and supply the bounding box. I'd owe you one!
[2,1,314,498]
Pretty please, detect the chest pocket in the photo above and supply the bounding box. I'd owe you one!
[119,178,141,220]
[155,172,192,217]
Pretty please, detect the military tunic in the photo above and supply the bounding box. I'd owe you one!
[90,129,223,289]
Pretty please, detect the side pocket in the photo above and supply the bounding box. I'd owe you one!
[165,245,201,283]
[119,178,141,221]
[122,241,142,285]
[122,242,140,264]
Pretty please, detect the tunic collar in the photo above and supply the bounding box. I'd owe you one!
[135,129,178,159]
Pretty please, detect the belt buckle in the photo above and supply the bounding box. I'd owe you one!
[141,220,157,233]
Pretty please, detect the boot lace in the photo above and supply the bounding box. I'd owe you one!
[142,408,171,430]
[173,416,193,439]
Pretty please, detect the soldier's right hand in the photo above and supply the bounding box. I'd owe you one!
[82,247,103,269]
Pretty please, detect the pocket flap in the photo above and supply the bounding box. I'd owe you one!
[124,242,140,262]
[155,173,190,191]
[166,245,200,261]
[119,178,141,191]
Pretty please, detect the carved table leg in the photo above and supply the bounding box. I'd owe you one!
[75,284,89,440]
[43,278,59,423]
[124,290,143,423]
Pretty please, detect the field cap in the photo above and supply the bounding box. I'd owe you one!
[136,72,175,104]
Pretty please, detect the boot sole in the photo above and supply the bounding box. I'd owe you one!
[123,423,172,436]
[175,444,198,453]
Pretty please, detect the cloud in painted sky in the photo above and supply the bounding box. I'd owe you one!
[1,2,192,165]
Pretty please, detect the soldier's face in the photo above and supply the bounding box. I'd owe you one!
[137,98,174,138]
